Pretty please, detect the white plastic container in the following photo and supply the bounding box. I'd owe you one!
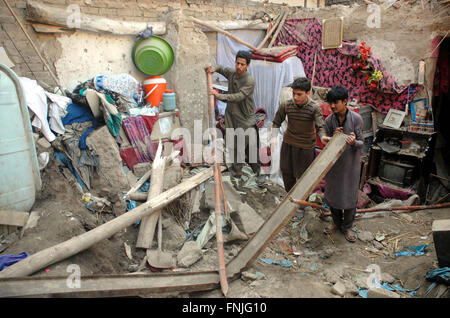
[0,63,41,211]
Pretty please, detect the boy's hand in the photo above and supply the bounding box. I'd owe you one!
[321,136,331,145]
[205,65,215,73]
[346,132,356,145]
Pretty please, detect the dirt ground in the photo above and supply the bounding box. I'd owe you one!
[1,158,449,299]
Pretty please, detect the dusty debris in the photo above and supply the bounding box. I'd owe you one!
[36,138,51,149]
[177,241,203,268]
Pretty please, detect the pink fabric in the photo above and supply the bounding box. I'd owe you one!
[376,183,414,200]
[275,18,419,114]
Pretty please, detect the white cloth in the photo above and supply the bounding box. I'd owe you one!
[45,91,71,135]
[217,30,306,123]
[19,77,55,142]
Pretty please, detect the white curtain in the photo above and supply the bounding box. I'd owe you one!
[217,30,306,123]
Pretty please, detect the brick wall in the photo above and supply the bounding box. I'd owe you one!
[0,0,284,86]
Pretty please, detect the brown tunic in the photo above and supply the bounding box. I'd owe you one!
[324,109,364,210]
[215,65,256,130]
[272,98,326,149]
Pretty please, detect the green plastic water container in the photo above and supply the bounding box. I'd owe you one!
[163,90,176,111]
[0,63,41,211]
[132,36,174,76]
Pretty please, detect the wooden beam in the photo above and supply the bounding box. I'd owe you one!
[226,133,349,279]
[196,20,269,31]
[0,210,29,227]
[0,166,223,278]
[26,0,166,36]
[0,271,220,297]
[136,142,165,249]
[191,17,258,51]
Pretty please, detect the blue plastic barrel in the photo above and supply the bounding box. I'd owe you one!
[0,63,41,211]
[163,90,176,112]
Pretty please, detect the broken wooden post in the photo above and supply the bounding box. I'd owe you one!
[0,166,223,278]
[205,65,228,296]
[25,0,166,36]
[268,9,288,48]
[191,17,257,51]
[256,10,284,50]
[136,142,165,249]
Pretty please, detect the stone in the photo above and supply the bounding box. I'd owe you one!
[355,275,369,290]
[177,241,203,268]
[343,280,359,295]
[381,273,395,284]
[358,230,374,242]
[432,219,450,267]
[33,133,39,142]
[113,199,128,217]
[37,137,51,149]
[241,271,258,281]
[133,162,152,178]
[323,269,339,284]
[319,248,336,259]
[373,240,385,250]
[367,287,400,298]
[161,217,186,251]
[231,202,264,235]
[331,281,346,297]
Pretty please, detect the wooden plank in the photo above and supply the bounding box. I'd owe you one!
[0,166,223,278]
[136,143,165,249]
[0,210,29,227]
[226,133,349,278]
[0,271,219,298]
[26,0,166,35]
[20,211,40,239]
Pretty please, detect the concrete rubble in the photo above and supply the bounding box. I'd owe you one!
[177,241,203,268]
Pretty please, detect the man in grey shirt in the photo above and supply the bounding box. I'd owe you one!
[205,50,263,183]
[321,86,364,242]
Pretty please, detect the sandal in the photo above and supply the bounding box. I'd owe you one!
[344,229,357,243]
[323,224,339,235]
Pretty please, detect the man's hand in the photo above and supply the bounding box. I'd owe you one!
[346,132,356,146]
[204,65,215,73]
[333,127,343,135]
[208,88,219,98]
[321,136,331,145]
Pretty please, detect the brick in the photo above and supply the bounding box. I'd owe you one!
[367,287,400,298]
[432,219,450,267]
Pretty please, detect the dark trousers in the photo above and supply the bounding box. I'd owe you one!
[230,125,260,175]
[329,206,357,231]
[280,142,315,193]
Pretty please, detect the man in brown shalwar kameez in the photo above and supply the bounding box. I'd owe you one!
[271,77,327,192]
[321,86,364,243]
[205,50,263,183]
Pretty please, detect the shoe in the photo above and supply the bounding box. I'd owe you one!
[344,229,357,243]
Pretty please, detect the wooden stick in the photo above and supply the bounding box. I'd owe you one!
[320,202,450,217]
[2,0,64,93]
[256,10,284,50]
[311,52,318,87]
[124,168,152,199]
[0,167,222,278]
[268,10,288,48]
[206,65,228,296]
[289,197,330,212]
[191,17,257,51]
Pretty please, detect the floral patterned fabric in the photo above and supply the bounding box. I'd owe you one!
[275,18,419,114]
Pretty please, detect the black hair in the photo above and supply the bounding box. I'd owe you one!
[291,77,311,92]
[326,86,348,104]
[236,50,251,65]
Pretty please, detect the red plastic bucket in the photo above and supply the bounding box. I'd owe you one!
[143,76,166,107]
